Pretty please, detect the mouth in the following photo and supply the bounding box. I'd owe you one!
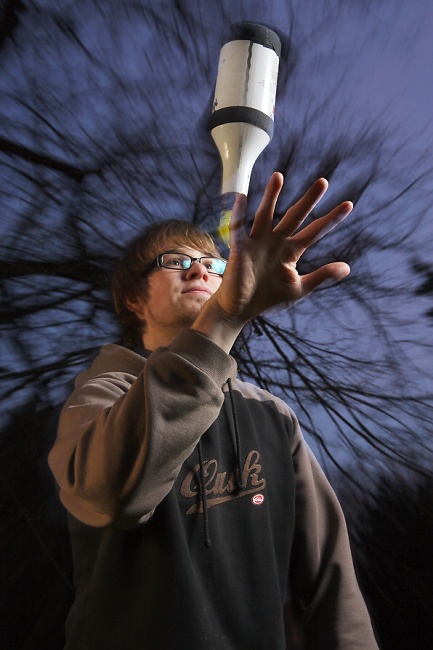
[182,287,211,295]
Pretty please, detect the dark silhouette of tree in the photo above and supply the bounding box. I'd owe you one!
[1,402,73,650]
[413,260,433,320]
[1,0,433,646]
[1,0,431,474]
[343,471,433,650]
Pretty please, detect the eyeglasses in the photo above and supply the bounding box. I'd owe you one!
[142,251,227,276]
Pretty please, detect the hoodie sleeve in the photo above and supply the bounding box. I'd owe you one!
[289,416,379,649]
[48,329,236,529]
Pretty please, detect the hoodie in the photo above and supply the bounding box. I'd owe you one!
[48,329,379,649]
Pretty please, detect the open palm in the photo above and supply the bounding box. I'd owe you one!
[214,172,353,325]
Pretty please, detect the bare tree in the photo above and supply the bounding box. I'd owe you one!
[341,469,433,650]
[1,1,433,644]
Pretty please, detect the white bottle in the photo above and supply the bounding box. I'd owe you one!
[210,23,281,242]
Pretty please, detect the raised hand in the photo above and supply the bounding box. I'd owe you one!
[192,172,352,352]
[215,172,352,323]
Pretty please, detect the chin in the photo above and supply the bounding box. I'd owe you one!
[180,306,205,326]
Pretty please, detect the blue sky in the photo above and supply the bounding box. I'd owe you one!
[1,0,432,479]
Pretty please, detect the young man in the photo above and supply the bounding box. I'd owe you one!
[49,173,379,649]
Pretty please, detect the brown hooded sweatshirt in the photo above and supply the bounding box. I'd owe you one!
[49,329,379,649]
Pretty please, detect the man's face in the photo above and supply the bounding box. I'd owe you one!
[129,245,223,349]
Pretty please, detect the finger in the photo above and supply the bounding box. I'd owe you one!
[273,178,328,237]
[228,193,248,250]
[300,262,351,297]
[291,201,353,248]
[249,172,284,237]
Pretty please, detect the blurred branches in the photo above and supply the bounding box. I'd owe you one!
[2,1,433,647]
[1,0,432,480]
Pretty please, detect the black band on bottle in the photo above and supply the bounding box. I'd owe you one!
[209,106,274,138]
[230,23,281,57]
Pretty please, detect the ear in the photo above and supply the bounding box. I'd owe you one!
[125,296,145,316]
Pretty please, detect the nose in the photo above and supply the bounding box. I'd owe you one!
[184,260,209,281]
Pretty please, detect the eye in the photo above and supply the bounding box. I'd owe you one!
[207,258,226,275]
[163,253,190,268]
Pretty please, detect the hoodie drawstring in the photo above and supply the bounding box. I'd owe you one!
[227,378,245,491]
[197,440,211,548]
[197,377,245,548]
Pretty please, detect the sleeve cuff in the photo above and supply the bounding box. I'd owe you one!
[168,328,238,386]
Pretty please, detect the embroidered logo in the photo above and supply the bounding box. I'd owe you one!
[251,493,264,505]
[180,449,266,515]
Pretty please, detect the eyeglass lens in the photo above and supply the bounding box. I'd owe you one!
[160,253,226,275]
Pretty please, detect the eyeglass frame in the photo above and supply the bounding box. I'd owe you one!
[141,250,227,277]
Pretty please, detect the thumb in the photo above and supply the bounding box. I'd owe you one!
[300,262,350,296]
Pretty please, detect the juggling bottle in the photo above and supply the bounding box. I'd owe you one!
[210,23,281,243]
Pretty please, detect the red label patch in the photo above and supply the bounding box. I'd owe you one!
[251,493,264,505]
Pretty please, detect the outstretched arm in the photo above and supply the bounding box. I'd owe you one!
[192,172,353,351]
